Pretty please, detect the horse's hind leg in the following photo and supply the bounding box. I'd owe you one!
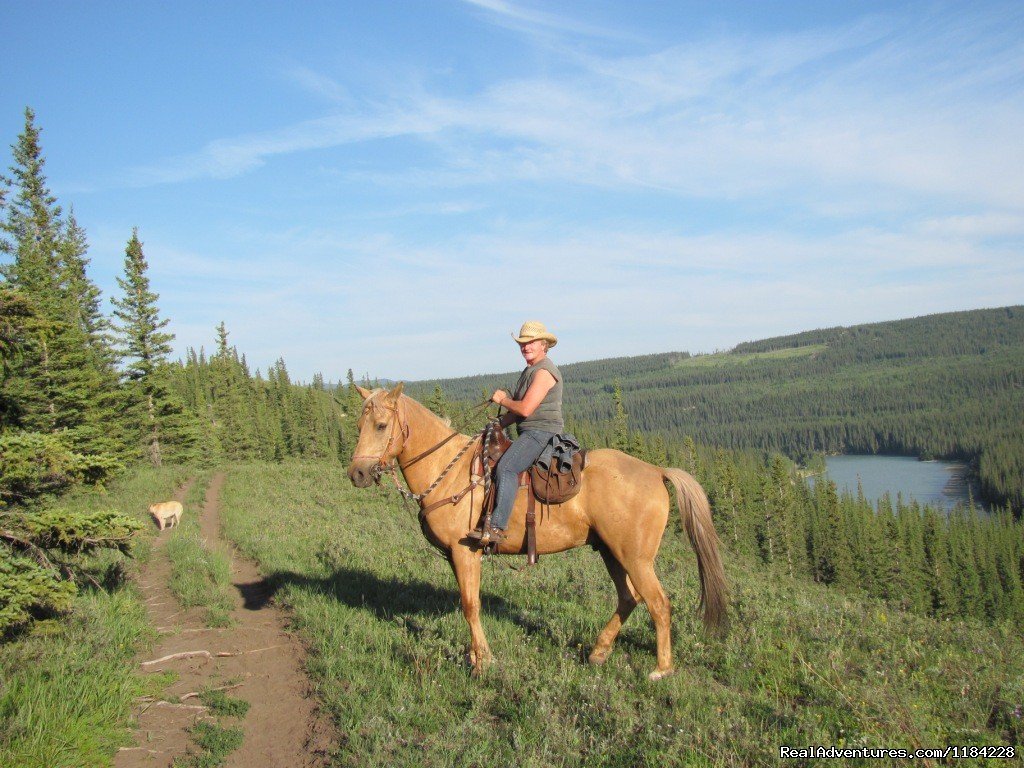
[623,561,674,680]
[589,545,640,666]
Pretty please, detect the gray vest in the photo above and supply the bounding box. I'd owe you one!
[512,357,563,435]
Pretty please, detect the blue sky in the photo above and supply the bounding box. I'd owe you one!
[2,1,1022,381]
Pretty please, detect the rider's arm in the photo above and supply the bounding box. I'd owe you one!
[495,369,556,419]
[497,412,519,429]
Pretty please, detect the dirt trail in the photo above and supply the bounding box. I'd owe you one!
[116,472,336,767]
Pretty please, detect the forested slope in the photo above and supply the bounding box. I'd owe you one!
[411,307,1024,512]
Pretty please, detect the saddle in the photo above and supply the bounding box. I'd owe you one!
[475,421,588,565]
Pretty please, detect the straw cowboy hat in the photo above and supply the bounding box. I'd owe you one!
[512,320,558,348]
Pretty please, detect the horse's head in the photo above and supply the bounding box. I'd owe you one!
[347,382,409,487]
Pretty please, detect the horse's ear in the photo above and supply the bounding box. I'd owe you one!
[386,382,405,402]
[355,384,373,400]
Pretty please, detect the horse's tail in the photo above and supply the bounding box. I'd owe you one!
[662,467,728,633]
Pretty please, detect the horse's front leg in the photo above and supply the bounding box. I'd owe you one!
[448,545,492,674]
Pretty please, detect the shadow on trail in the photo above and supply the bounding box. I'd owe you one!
[260,566,536,624]
[240,565,653,660]
[235,577,276,611]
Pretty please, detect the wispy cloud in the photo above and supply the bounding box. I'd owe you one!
[283,64,351,104]
[99,3,1024,381]
[917,212,1024,239]
[127,107,444,184]
[140,213,1022,380]
[458,0,631,42]
[124,4,1024,218]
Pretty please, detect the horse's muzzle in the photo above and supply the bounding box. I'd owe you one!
[347,462,376,488]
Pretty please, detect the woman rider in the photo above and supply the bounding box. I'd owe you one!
[469,321,563,544]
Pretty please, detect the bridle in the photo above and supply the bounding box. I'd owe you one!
[351,395,410,470]
[352,394,498,511]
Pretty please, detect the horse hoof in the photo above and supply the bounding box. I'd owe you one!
[648,667,676,681]
[468,650,492,676]
[588,650,610,666]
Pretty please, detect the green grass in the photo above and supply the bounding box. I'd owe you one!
[165,472,236,627]
[198,686,250,718]
[172,721,245,768]
[674,344,828,368]
[0,465,193,768]
[171,685,249,767]
[217,460,1024,767]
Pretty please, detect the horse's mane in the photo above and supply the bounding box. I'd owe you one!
[366,389,461,435]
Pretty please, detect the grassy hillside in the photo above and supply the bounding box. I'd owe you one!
[218,461,1022,767]
[409,306,1024,512]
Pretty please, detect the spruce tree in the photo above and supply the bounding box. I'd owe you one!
[811,480,855,586]
[209,322,258,460]
[709,449,745,553]
[57,209,123,444]
[427,383,450,419]
[0,287,36,436]
[0,109,63,297]
[921,507,957,617]
[1,108,66,433]
[59,210,109,352]
[111,229,184,465]
[0,108,120,458]
[611,381,629,451]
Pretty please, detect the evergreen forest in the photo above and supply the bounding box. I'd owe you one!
[414,306,1024,513]
[0,110,346,632]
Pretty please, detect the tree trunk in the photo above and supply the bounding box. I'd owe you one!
[148,391,162,467]
[40,334,57,425]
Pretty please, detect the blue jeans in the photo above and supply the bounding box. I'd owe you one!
[490,430,555,530]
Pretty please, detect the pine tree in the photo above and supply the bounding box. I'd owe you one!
[111,229,184,466]
[0,109,63,297]
[345,368,363,413]
[682,436,704,482]
[1,504,143,632]
[0,286,35,427]
[811,479,855,586]
[59,210,110,355]
[57,210,122,430]
[709,449,745,553]
[629,431,651,463]
[0,108,120,457]
[873,493,903,602]
[2,109,66,433]
[756,457,799,571]
[896,498,931,613]
[427,384,450,419]
[209,322,258,460]
[611,381,629,451]
[921,507,957,617]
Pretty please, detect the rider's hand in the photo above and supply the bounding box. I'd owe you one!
[491,389,508,406]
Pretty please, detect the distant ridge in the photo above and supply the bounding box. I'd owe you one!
[409,305,1024,512]
[731,305,1023,356]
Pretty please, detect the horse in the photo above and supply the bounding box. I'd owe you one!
[346,383,727,680]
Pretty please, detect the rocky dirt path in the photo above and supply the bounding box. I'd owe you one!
[116,472,336,767]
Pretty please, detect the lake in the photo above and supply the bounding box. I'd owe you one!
[822,455,985,513]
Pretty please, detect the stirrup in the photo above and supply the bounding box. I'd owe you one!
[468,526,506,544]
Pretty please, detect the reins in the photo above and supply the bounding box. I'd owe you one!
[356,391,539,571]
[358,396,498,517]
[386,434,481,508]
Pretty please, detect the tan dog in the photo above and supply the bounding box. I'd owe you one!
[149,501,183,531]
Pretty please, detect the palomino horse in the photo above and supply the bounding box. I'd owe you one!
[347,383,727,680]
